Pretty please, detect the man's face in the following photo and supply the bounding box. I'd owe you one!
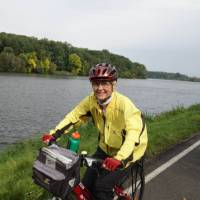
[91,81,113,101]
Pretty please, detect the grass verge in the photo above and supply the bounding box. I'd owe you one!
[0,104,200,199]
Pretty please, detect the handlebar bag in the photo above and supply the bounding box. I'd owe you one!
[32,145,80,199]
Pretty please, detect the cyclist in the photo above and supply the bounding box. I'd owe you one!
[43,63,148,200]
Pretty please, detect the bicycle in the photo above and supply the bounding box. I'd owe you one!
[33,144,145,200]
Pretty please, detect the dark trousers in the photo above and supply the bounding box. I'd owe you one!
[82,147,130,200]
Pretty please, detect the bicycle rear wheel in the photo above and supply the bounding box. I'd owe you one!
[115,163,145,200]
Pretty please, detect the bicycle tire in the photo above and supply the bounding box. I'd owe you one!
[51,192,76,200]
[51,194,76,200]
[115,163,145,200]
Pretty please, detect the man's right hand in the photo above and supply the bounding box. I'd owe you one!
[42,134,56,145]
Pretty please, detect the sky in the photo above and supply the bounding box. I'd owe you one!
[0,0,200,77]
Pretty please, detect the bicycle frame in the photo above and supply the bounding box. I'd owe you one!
[72,182,132,200]
[69,154,131,200]
[66,155,140,200]
[72,182,94,200]
[51,154,138,200]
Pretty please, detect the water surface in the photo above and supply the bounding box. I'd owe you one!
[0,74,199,150]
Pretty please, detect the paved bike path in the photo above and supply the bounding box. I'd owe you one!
[143,134,200,200]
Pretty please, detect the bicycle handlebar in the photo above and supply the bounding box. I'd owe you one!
[81,156,102,167]
[79,152,103,168]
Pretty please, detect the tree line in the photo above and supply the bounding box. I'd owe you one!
[148,71,200,82]
[0,32,147,79]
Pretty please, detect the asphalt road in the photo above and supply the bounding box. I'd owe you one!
[143,134,200,200]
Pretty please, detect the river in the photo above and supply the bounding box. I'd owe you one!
[0,74,200,150]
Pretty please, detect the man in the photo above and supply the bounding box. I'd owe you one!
[43,63,148,200]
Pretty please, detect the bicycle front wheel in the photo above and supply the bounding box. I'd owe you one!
[51,193,75,200]
[115,164,145,200]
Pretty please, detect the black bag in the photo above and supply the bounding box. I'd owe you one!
[32,144,80,199]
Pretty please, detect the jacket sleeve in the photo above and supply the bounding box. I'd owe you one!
[50,96,91,138]
[114,101,145,162]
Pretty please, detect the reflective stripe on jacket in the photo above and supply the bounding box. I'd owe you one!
[50,91,148,167]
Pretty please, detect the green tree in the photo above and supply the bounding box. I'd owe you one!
[48,62,57,74]
[19,52,38,73]
[3,46,14,53]
[36,58,51,74]
[69,53,82,74]
[0,32,149,79]
[0,47,19,72]
[0,50,25,72]
[0,52,15,72]
[132,63,147,79]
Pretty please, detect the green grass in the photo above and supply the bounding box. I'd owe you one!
[0,139,51,200]
[146,104,200,157]
[0,104,200,199]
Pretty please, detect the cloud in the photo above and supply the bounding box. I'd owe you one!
[0,0,200,76]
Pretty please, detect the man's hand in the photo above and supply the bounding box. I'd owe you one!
[42,134,56,145]
[102,157,121,171]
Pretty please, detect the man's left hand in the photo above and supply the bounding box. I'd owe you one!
[102,157,121,171]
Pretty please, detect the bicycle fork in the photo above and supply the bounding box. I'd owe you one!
[114,186,132,200]
[72,182,94,200]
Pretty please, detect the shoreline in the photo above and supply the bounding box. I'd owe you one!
[1,72,200,82]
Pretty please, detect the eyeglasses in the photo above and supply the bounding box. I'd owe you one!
[91,81,112,88]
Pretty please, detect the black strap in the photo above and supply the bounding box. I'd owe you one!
[121,113,146,166]
[135,113,146,146]
[53,122,74,139]
[53,111,93,139]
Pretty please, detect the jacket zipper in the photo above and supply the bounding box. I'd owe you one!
[102,114,109,154]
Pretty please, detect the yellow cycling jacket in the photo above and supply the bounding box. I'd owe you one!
[50,91,148,167]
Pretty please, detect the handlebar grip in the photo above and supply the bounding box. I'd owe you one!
[42,134,56,145]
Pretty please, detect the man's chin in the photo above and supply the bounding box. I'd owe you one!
[97,97,107,101]
[96,95,107,101]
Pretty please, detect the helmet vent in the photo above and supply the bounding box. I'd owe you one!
[97,69,101,75]
[102,68,107,75]
[110,70,115,75]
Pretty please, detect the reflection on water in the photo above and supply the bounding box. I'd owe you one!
[0,74,200,150]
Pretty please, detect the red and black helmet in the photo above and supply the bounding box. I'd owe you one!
[89,63,118,81]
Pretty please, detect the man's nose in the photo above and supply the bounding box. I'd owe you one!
[97,84,104,89]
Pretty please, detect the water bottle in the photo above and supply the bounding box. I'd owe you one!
[68,131,80,152]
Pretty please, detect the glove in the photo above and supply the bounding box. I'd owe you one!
[102,157,121,171]
[42,134,56,145]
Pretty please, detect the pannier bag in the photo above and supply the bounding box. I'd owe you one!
[32,144,80,199]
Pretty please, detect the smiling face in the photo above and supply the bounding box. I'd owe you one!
[91,81,113,101]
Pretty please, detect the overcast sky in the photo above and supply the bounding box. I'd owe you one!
[0,0,200,77]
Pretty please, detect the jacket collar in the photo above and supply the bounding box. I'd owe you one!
[92,91,117,112]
